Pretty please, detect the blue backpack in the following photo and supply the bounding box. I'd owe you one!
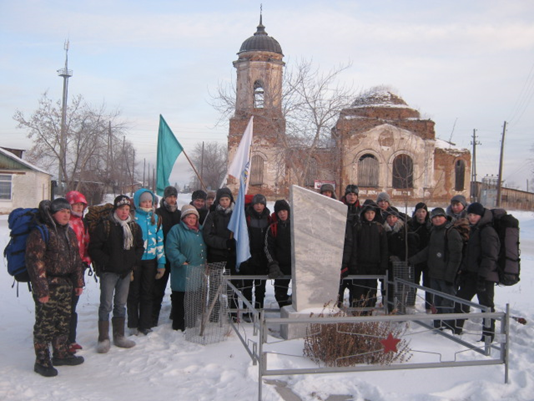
[4,208,49,284]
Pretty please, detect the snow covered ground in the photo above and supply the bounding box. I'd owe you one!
[0,206,533,401]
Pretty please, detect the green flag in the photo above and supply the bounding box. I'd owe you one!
[156,115,183,196]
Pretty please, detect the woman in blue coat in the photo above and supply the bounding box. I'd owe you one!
[165,204,207,331]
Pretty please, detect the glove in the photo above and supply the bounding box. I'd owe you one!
[268,263,284,279]
[340,266,349,279]
[476,276,487,293]
[226,238,236,251]
[155,268,165,280]
[130,271,135,282]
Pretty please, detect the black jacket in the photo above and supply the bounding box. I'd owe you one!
[240,206,271,274]
[156,199,182,242]
[202,204,235,269]
[350,218,388,275]
[265,219,292,275]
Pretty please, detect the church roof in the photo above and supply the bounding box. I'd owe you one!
[351,87,408,108]
[238,16,283,55]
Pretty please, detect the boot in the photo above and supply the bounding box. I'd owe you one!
[112,317,136,348]
[52,335,84,366]
[96,320,111,354]
[34,342,58,377]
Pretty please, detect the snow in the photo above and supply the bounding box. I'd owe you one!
[1,208,534,401]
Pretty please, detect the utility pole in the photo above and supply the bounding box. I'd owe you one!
[496,121,507,207]
[200,141,205,188]
[57,40,73,194]
[470,129,481,202]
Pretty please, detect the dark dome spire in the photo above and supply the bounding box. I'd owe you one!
[238,13,283,55]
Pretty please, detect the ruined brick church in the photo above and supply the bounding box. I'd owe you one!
[227,17,471,205]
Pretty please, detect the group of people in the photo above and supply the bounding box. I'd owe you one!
[25,183,499,378]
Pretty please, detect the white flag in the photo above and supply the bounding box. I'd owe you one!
[227,116,254,180]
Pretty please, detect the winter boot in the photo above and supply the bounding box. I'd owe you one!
[52,335,84,366]
[96,320,111,354]
[112,317,136,348]
[34,342,58,377]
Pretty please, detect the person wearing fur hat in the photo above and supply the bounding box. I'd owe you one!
[449,202,500,341]
[206,191,216,209]
[239,194,272,314]
[319,183,337,199]
[340,184,361,226]
[408,202,432,309]
[165,204,206,331]
[26,198,85,376]
[89,195,144,353]
[265,200,292,308]
[190,189,209,225]
[152,186,182,327]
[127,188,166,335]
[446,195,469,222]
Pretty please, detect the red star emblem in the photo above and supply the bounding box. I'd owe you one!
[380,333,401,353]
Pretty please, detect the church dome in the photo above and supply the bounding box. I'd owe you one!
[238,17,283,55]
[351,87,408,108]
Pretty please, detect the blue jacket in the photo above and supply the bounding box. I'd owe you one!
[133,189,166,265]
[165,220,207,292]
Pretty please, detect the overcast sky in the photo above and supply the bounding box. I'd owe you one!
[1,0,533,190]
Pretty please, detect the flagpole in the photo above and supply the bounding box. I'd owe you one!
[182,148,207,191]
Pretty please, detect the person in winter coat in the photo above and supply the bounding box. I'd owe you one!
[265,200,292,308]
[240,194,272,311]
[191,189,209,225]
[446,195,469,222]
[89,195,144,353]
[408,202,432,309]
[410,207,463,329]
[128,188,166,335]
[152,186,182,327]
[206,191,216,209]
[340,184,361,226]
[165,204,207,331]
[347,202,389,309]
[451,202,500,341]
[65,190,91,353]
[26,198,85,377]
[383,208,418,312]
[319,183,337,199]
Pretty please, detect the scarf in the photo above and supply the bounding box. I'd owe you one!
[183,220,199,232]
[113,212,134,250]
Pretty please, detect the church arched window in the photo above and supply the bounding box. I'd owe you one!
[392,154,414,189]
[253,80,264,108]
[250,155,264,185]
[455,159,466,191]
[358,154,379,187]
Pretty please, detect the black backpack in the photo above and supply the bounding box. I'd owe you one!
[489,209,520,286]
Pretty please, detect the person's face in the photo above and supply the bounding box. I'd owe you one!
[468,213,481,225]
[183,214,198,226]
[415,208,427,223]
[364,210,376,222]
[431,215,446,226]
[322,190,333,198]
[345,193,358,204]
[277,210,289,221]
[116,205,131,220]
[165,195,177,206]
[451,201,464,214]
[140,199,152,208]
[206,197,215,208]
[219,197,231,209]
[386,214,398,226]
[253,203,265,213]
[378,200,389,211]
[71,203,85,214]
[52,209,71,225]
[193,198,205,209]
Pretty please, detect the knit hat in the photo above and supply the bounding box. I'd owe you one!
[451,195,467,208]
[216,187,234,204]
[164,186,178,198]
[181,204,199,219]
[384,208,400,218]
[113,195,132,210]
[320,183,335,194]
[414,202,428,212]
[65,191,88,207]
[207,191,216,200]
[430,207,446,219]
[252,194,267,206]
[361,201,377,215]
[139,191,152,203]
[49,198,71,214]
[192,190,207,201]
[377,192,390,203]
[467,202,485,217]
[274,199,290,213]
[345,184,359,195]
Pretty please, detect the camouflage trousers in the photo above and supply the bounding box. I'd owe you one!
[33,280,73,364]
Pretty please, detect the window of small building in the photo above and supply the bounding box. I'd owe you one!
[0,174,12,200]
[358,154,379,187]
[250,155,264,185]
[253,80,265,109]
[455,159,466,191]
[392,154,414,189]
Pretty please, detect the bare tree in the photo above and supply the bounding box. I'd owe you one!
[189,141,227,190]
[13,92,135,197]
